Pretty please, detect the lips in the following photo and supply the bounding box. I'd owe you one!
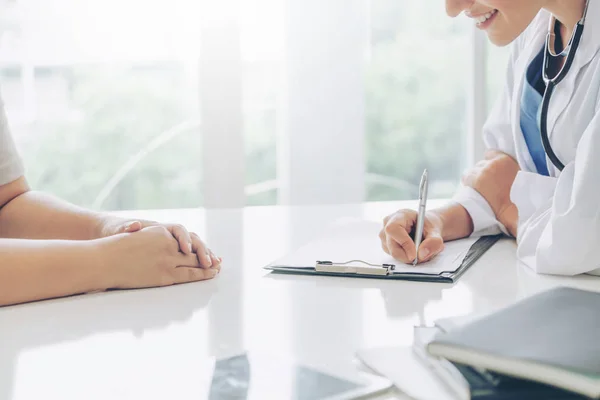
[467,9,498,25]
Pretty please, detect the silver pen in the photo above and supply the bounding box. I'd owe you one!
[413,169,429,266]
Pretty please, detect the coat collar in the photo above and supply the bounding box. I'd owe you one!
[510,2,600,176]
[573,0,600,68]
[545,0,600,166]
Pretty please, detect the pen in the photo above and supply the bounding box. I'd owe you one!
[413,169,429,266]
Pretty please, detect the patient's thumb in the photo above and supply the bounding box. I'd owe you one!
[121,220,143,233]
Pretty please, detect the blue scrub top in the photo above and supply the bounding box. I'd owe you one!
[519,46,550,176]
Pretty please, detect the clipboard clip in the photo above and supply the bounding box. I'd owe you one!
[316,260,396,276]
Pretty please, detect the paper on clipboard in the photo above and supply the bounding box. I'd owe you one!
[274,220,478,275]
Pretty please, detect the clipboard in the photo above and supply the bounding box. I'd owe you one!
[264,220,501,284]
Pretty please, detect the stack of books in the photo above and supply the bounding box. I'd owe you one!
[416,287,600,399]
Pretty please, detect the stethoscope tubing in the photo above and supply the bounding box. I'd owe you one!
[539,1,589,171]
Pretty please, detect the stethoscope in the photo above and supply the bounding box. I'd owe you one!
[540,0,590,171]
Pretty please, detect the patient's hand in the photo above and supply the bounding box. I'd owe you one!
[99,218,221,268]
[98,226,221,290]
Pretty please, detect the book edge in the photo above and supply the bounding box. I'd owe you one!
[427,343,600,398]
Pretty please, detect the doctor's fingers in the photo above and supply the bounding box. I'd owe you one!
[416,231,445,264]
[384,224,417,263]
[386,235,413,263]
[383,209,418,227]
[379,229,390,254]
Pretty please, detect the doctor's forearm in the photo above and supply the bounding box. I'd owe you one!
[431,202,474,241]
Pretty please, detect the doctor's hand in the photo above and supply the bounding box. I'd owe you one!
[379,210,445,265]
[462,150,520,236]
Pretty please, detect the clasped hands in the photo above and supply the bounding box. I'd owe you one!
[91,218,222,290]
[380,150,519,265]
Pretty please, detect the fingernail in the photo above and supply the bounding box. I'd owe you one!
[419,248,430,259]
[205,254,212,267]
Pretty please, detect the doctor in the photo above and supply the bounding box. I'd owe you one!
[380,0,600,275]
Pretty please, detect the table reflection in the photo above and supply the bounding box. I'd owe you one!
[0,281,216,400]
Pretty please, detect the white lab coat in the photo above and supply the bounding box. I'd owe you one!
[453,2,600,276]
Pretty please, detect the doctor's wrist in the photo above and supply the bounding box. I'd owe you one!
[431,202,474,242]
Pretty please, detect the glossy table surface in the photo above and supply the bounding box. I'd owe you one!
[2,201,599,400]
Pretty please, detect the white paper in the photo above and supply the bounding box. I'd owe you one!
[271,220,478,275]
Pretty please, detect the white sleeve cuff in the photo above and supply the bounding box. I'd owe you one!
[452,185,509,237]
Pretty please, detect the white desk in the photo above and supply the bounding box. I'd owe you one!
[2,201,599,400]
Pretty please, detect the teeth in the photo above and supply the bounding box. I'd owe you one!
[475,9,497,25]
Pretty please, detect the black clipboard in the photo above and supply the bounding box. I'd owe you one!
[264,235,501,284]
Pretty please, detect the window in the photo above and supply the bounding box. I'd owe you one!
[366,0,470,201]
[1,0,497,210]
[1,0,204,211]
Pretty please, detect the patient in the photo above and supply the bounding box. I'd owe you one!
[0,96,221,307]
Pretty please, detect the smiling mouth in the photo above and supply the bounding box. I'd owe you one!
[472,9,498,26]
